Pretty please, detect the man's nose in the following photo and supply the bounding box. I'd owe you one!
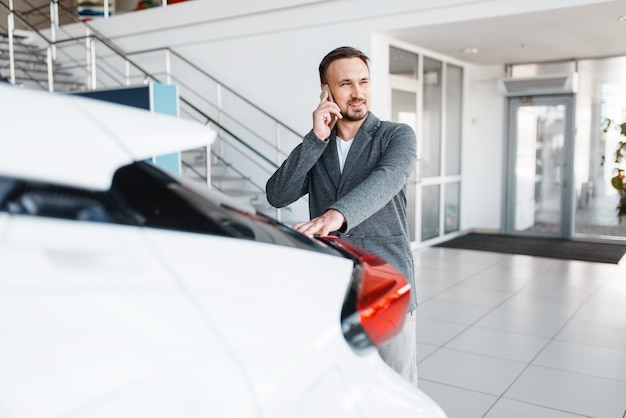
[351,85,363,97]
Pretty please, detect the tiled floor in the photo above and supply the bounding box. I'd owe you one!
[412,246,626,418]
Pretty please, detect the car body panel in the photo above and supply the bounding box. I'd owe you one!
[0,216,446,417]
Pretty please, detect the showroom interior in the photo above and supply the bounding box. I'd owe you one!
[2,0,626,417]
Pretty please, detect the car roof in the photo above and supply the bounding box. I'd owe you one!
[0,83,216,191]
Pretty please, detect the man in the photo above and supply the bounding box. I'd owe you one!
[265,46,418,384]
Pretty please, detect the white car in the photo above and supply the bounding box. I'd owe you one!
[0,83,447,418]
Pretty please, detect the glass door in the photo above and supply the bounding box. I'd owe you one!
[505,95,575,238]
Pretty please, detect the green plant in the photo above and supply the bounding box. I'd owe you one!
[601,119,626,222]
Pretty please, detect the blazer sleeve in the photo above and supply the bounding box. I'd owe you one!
[265,130,328,208]
[329,123,416,230]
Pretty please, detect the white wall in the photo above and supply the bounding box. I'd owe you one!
[461,65,507,232]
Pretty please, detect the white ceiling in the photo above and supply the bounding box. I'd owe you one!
[385,0,626,66]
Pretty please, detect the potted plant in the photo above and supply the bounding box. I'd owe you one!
[601,119,626,222]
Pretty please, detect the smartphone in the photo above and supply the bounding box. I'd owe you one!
[320,84,334,103]
[320,84,337,129]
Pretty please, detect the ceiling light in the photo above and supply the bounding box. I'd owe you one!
[462,48,479,54]
[619,15,626,21]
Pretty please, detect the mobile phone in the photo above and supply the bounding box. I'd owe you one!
[320,84,334,103]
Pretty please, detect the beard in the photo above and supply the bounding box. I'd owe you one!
[342,100,368,122]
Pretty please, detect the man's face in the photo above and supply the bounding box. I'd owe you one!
[325,57,370,122]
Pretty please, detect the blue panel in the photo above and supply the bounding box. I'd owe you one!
[151,83,181,174]
[73,86,150,110]
[152,83,179,116]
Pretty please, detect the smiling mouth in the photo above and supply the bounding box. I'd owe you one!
[349,101,365,108]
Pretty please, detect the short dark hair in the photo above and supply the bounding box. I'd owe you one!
[318,46,370,84]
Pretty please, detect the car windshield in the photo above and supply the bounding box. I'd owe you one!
[0,162,336,255]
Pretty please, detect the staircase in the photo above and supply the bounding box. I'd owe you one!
[0,29,84,90]
[180,147,275,216]
[0,1,308,223]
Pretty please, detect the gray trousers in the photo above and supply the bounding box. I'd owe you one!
[377,311,418,385]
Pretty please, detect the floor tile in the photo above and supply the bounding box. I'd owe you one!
[573,297,626,327]
[498,293,582,318]
[418,348,527,396]
[461,273,532,292]
[475,306,569,338]
[544,260,621,280]
[415,266,476,285]
[416,281,456,303]
[446,327,549,363]
[415,316,468,346]
[416,342,439,363]
[478,261,553,281]
[533,340,626,382]
[485,398,594,418]
[602,275,626,291]
[418,380,498,418]
[555,318,626,352]
[517,282,599,303]
[433,284,514,307]
[414,249,500,275]
[417,298,495,325]
[504,365,626,417]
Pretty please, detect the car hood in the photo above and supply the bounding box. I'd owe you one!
[0,83,216,190]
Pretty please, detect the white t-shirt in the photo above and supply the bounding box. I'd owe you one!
[336,137,354,173]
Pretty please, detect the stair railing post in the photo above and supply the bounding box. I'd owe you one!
[49,0,58,61]
[124,59,130,85]
[85,28,96,89]
[7,0,15,85]
[91,37,97,88]
[216,83,224,158]
[46,46,54,92]
[165,49,171,84]
[275,121,282,221]
[205,144,211,189]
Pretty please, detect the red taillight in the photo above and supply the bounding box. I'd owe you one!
[317,236,411,351]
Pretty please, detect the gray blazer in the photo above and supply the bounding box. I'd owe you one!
[266,113,417,311]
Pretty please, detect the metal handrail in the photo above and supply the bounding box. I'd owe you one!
[132,47,302,150]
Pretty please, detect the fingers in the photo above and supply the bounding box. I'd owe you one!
[292,210,346,237]
[315,101,341,123]
[313,101,341,139]
[293,220,324,237]
[293,218,328,237]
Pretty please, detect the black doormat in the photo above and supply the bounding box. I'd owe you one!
[434,233,626,264]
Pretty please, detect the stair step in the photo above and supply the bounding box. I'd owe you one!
[210,163,229,177]
[212,176,247,190]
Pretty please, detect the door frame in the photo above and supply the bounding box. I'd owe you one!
[390,74,421,242]
[503,94,576,239]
